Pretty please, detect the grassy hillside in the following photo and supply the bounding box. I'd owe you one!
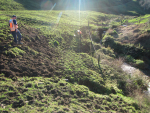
[0,0,150,113]
[0,10,150,112]
[102,13,150,75]
[0,0,25,10]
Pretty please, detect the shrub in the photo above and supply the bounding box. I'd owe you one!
[102,47,116,58]
[125,55,135,63]
[118,75,148,96]
[54,40,59,47]
[113,30,118,35]
[0,73,5,77]
[135,60,145,69]
[102,35,114,43]
[92,32,100,43]
[147,29,150,33]
[111,25,118,29]
[108,29,117,36]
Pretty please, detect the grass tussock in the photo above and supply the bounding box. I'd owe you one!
[111,57,124,69]
[129,89,150,112]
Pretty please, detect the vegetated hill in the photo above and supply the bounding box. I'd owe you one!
[1,0,150,112]
[0,0,149,15]
[0,9,150,112]
[0,0,25,10]
[102,14,150,74]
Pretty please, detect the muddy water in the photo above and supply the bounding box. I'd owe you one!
[121,63,150,95]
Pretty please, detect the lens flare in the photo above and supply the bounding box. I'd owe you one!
[79,0,81,27]
[56,12,63,24]
[49,3,56,12]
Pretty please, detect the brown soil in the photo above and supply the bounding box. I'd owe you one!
[112,23,150,51]
[114,24,145,44]
[0,25,62,80]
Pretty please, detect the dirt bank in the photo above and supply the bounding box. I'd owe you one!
[0,25,62,80]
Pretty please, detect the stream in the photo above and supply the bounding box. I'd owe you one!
[121,63,150,95]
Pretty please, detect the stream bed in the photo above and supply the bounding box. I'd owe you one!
[121,63,150,95]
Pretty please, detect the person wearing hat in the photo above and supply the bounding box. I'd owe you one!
[9,15,22,44]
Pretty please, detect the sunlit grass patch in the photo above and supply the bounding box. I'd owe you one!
[5,47,26,57]
[128,14,150,24]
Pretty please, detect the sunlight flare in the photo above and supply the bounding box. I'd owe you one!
[56,12,63,24]
[79,0,81,28]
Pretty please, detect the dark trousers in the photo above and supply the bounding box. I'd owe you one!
[11,29,22,43]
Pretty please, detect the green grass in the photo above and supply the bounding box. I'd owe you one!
[0,0,150,112]
[0,0,25,10]
[128,14,150,24]
[0,76,143,112]
[27,47,39,55]
[5,47,26,57]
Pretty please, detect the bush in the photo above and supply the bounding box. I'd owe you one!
[92,32,100,43]
[125,55,135,63]
[53,40,59,47]
[147,29,150,33]
[135,59,145,69]
[102,35,114,43]
[111,25,118,29]
[102,47,116,58]
[113,30,118,35]
[108,29,118,36]
[118,75,148,96]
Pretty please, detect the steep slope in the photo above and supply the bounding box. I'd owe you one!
[0,4,150,113]
[102,14,150,74]
[1,26,59,79]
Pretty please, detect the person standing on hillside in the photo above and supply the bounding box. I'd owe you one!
[9,15,22,45]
